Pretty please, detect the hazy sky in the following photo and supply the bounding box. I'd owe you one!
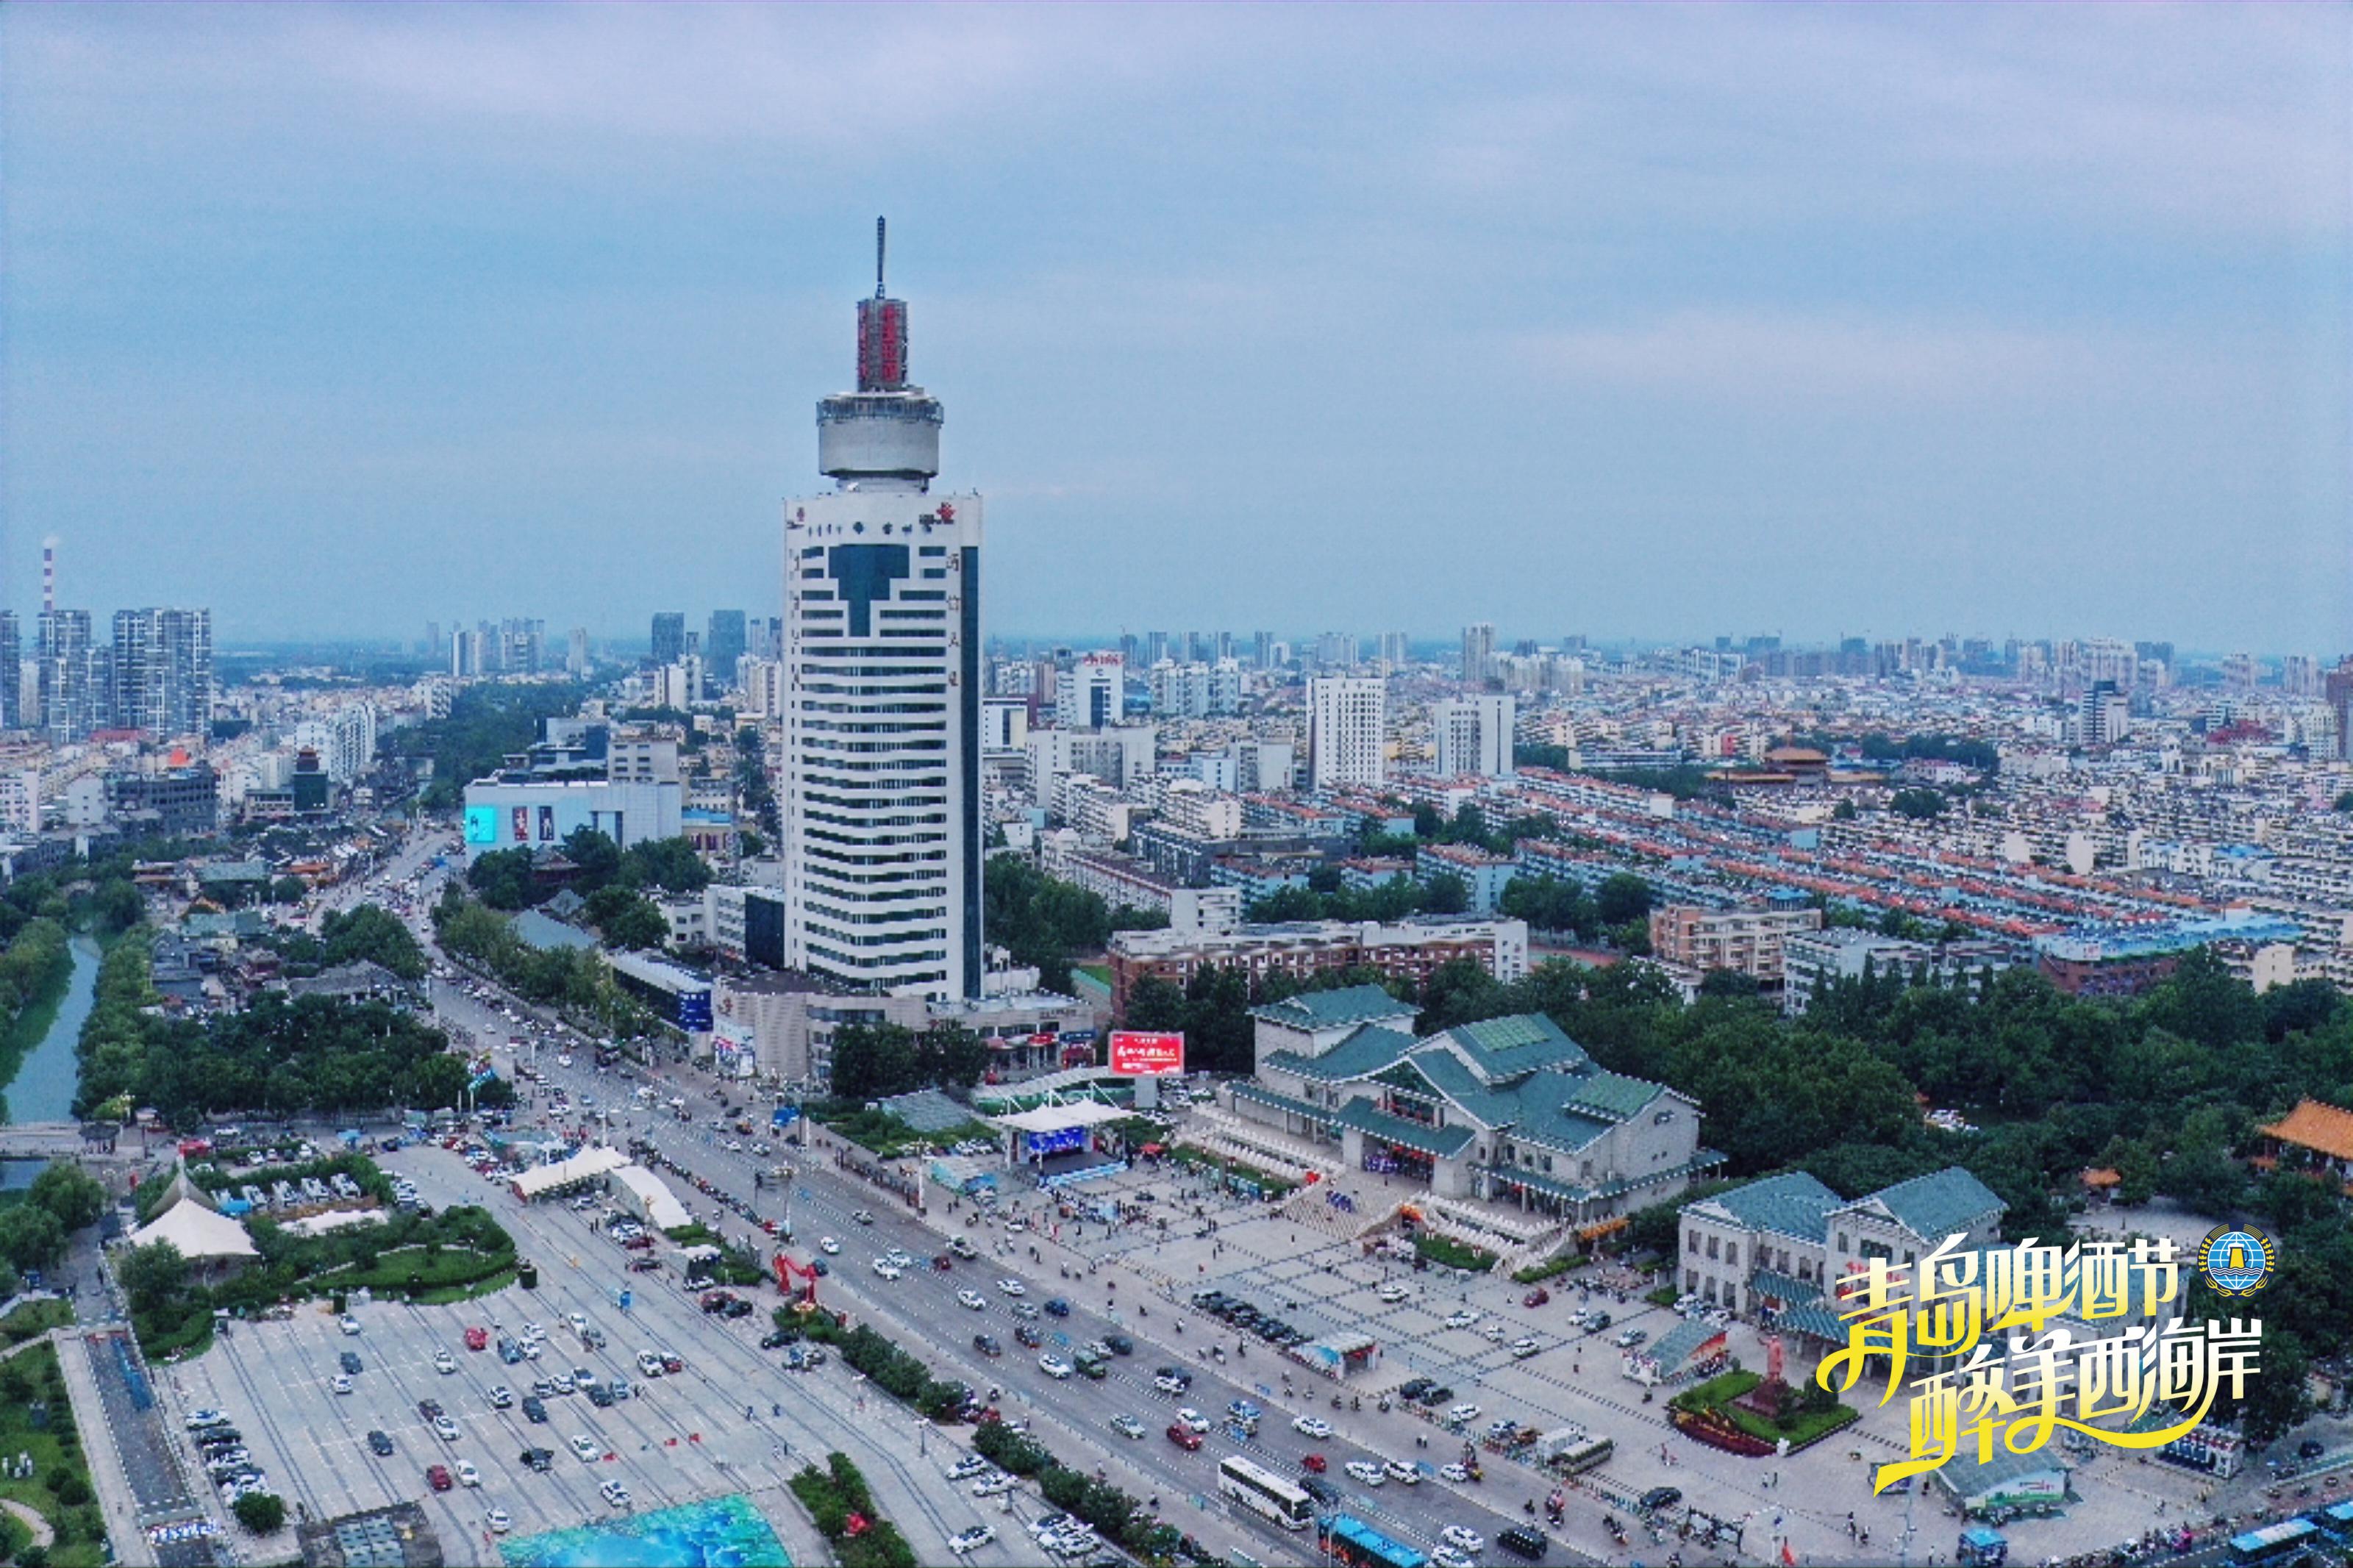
[4,4,2348,651]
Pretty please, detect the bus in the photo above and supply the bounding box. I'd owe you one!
[1321,1515,1429,1568]
[1217,1456,1314,1531]
[2226,1518,2324,1567]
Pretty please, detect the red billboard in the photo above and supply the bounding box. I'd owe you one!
[1107,1031,1185,1077]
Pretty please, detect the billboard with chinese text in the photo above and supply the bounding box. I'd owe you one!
[1108,1031,1184,1076]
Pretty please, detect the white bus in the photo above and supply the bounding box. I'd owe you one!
[1218,1456,1315,1531]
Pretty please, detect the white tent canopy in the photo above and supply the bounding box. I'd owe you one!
[128,1198,257,1261]
[990,1102,1129,1134]
[613,1164,693,1231]
[509,1145,626,1200]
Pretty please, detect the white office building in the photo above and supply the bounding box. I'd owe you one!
[780,223,985,1000]
[1431,694,1514,778]
[1057,653,1125,730]
[1309,677,1385,790]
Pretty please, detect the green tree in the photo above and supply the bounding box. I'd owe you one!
[1419,872,1469,917]
[1890,787,1946,820]
[830,1024,920,1100]
[600,898,671,951]
[465,848,542,910]
[321,904,427,980]
[1594,873,1654,927]
[1123,976,1186,1031]
[232,1492,288,1534]
[27,1163,105,1233]
[0,1208,64,1275]
[88,878,146,934]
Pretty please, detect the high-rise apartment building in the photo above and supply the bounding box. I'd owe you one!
[1379,631,1410,667]
[1309,676,1385,790]
[109,608,212,735]
[1057,653,1125,729]
[781,223,985,1000]
[2327,660,2353,762]
[1431,694,1515,778]
[1462,622,1496,686]
[706,611,747,686]
[35,609,93,745]
[568,627,590,676]
[0,612,18,732]
[650,612,686,667]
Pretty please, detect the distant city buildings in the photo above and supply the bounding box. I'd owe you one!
[1308,676,1385,790]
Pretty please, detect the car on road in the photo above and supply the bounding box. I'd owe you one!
[340,1314,362,1336]
[1110,1414,1146,1440]
[1640,1486,1682,1512]
[996,1278,1026,1296]
[455,1461,481,1487]
[489,1386,514,1408]
[1385,1458,1422,1483]
[1038,1354,1074,1379]
[818,1236,840,1254]
[367,1430,396,1456]
[957,1289,986,1311]
[519,1447,554,1472]
[1440,1462,1472,1482]
[521,1397,549,1424]
[1153,1368,1192,1395]
[330,1375,353,1395]
[1444,1309,1482,1329]
[426,1464,453,1492]
[1344,1460,1385,1486]
[947,1525,995,1555]
[1009,1301,1040,1320]
[872,1260,902,1281]
[1378,1283,1410,1303]
[1174,1407,1210,1433]
[1521,1287,1551,1307]
[1446,1403,1481,1424]
[1583,1311,1612,1333]
[586,1383,613,1408]
[971,1471,1015,1497]
[1042,1297,1071,1317]
[418,1399,444,1421]
[636,1351,665,1378]
[946,1456,992,1480]
[1496,1525,1550,1561]
[600,1479,631,1508]
[1302,1474,1342,1506]
[1443,1527,1486,1554]
[340,1352,363,1375]
[487,1509,512,1533]
[1165,1424,1203,1452]
[1511,1336,1541,1358]
[1432,1548,1475,1568]
[570,1435,603,1463]
[186,1410,229,1429]
[974,1334,1003,1357]
[851,1209,874,1225]
[1292,1414,1331,1439]
[464,1326,489,1352]
[549,1372,576,1395]
[1011,1322,1042,1347]
[435,1349,457,1374]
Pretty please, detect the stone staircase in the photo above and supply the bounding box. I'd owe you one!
[1277,1181,1405,1242]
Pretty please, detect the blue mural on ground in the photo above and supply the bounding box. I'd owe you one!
[499,1494,789,1568]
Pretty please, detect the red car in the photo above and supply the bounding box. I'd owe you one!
[426,1464,453,1492]
[1523,1288,1551,1308]
[463,1327,488,1352]
[1302,1453,1327,1472]
[622,1235,654,1250]
[1166,1424,1204,1452]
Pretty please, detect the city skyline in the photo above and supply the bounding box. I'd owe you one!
[4,6,2346,648]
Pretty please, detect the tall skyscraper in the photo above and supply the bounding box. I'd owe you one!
[782,221,985,1001]
[1462,621,1496,685]
[706,610,747,685]
[0,612,18,732]
[109,608,212,735]
[1309,676,1385,790]
[1057,654,1124,728]
[568,627,590,676]
[650,612,686,667]
[35,609,93,745]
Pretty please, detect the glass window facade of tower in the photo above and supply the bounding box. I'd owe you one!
[782,223,985,1000]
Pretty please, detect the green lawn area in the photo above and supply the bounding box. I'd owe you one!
[0,1342,110,1567]
[1165,1146,1298,1198]
[0,1300,74,1345]
[1074,963,1112,986]
[1671,1367,1860,1448]
[1413,1233,1499,1272]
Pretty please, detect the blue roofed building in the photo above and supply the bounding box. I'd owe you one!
[1227,984,1721,1233]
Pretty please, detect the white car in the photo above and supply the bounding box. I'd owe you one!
[434,1350,457,1375]
[556,1054,574,1068]
[1444,1309,1482,1329]
[599,1479,631,1508]
[339,1315,362,1336]
[1174,1408,1210,1434]
[957,1290,987,1311]
[570,1435,603,1463]
[1110,1414,1147,1440]
[1443,1526,1486,1554]
[1038,1355,1074,1379]
[435,1416,460,1441]
[330,1375,352,1395]
[818,1236,840,1254]
[521,1322,546,1342]
[1615,1327,1649,1349]
[885,1247,914,1267]
[186,1410,229,1429]
[1510,1336,1540,1358]
[1385,1458,1422,1484]
[1439,1462,1471,1483]
[1432,1549,1475,1568]
[1344,1460,1387,1486]
[519,1339,541,1361]
[636,1351,665,1378]
[1484,1323,1507,1342]
[947,1525,996,1555]
[455,1461,481,1488]
[1447,1403,1481,1424]
[971,1471,1015,1497]
[568,1312,588,1335]
[1377,1284,1410,1303]
[996,1278,1026,1297]
[946,1456,992,1480]
[488,1510,512,1534]
[489,1386,514,1408]
[1291,1414,1332,1439]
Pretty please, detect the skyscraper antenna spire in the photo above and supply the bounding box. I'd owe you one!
[876,215,887,299]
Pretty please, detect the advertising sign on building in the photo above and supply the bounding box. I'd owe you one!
[1108,1030,1185,1076]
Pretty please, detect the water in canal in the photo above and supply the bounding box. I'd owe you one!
[4,933,97,1125]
